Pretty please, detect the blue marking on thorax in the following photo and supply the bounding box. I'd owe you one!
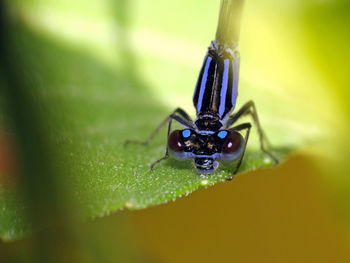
[197,56,212,113]
[193,153,221,159]
[193,55,207,103]
[231,59,239,108]
[195,128,215,135]
[219,59,229,117]
[217,130,228,139]
[182,129,191,138]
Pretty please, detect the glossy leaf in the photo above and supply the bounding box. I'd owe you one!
[1,0,337,241]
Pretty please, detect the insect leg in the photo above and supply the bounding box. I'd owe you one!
[225,100,278,164]
[226,122,251,181]
[150,114,189,170]
[124,108,193,147]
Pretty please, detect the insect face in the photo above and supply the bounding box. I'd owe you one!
[168,129,245,173]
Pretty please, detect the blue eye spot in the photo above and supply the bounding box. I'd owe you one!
[182,129,191,138]
[217,130,228,139]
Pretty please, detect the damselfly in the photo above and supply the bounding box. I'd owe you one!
[125,0,278,179]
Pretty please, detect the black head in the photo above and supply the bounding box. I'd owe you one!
[168,129,245,174]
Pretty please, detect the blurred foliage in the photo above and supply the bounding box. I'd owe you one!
[0,0,293,241]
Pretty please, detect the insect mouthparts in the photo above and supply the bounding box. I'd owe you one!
[194,158,219,174]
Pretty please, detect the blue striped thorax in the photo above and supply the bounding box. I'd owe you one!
[165,41,241,173]
[193,41,239,126]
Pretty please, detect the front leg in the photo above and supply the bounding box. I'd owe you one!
[124,108,193,171]
[150,114,181,170]
[226,122,251,181]
[124,108,193,147]
[226,100,278,164]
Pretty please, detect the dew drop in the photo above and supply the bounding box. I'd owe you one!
[125,199,135,209]
[200,179,210,186]
[264,157,272,164]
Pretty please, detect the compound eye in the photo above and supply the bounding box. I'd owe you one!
[222,131,243,154]
[168,130,185,152]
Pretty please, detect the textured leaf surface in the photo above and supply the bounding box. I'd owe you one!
[0,0,334,241]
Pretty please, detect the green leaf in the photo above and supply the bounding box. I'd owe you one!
[1,0,332,241]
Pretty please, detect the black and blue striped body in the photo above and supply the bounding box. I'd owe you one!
[127,2,279,176]
[193,41,239,131]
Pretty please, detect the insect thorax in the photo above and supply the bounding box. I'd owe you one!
[194,113,223,131]
[193,41,239,121]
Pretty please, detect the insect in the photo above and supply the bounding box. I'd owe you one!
[125,1,278,180]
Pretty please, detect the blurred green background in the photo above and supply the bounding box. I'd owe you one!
[0,0,350,262]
